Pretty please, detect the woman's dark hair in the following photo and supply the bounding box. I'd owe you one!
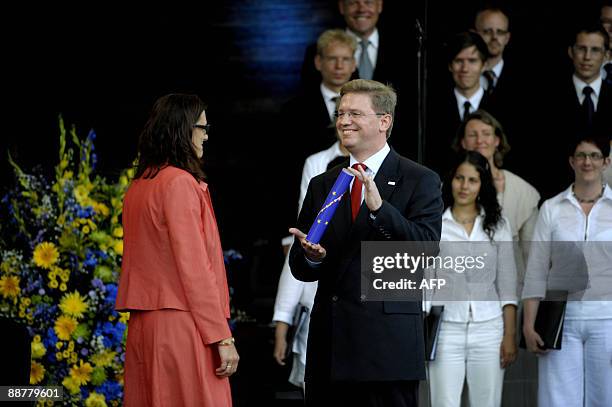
[135,93,207,181]
[452,109,511,168]
[567,135,611,158]
[443,151,503,241]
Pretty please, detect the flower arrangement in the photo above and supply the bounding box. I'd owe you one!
[0,118,132,406]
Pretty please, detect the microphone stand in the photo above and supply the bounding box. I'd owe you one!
[415,15,427,165]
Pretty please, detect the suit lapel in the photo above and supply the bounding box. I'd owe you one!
[335,150,401,284]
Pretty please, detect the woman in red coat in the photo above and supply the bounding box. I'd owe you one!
[116,94,238,406]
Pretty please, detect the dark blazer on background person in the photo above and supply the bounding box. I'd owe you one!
[278,87,339,230]
[540,79,612,198]
[289,148,443,385]
[426,88,496,177]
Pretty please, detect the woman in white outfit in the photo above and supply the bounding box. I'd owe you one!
[522,136,612,407]
[427,151,518,407]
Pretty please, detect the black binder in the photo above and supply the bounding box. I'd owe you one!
[424,305,444,361]
[520,290,568,350]
[285,305,309,359]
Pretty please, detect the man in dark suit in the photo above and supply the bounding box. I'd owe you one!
[426,32,495,177]
[542,22,612,198]
[289,79,443,406]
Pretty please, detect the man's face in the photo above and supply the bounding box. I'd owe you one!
[339,0,382,38]
[315,42,357,90]
[475,10,510,59]
[569,32,607,83]
[449,46,485,92]
[336,93,389,156]
[601,6,612,49]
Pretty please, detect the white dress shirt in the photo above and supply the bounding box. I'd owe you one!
[428,208,518,322]
[521,184,612,320]
[480,59,504,90]
[346,28,379,69]
[454,87,485,119]
[572,74,602,111]
[349,142,390,204]
[320,83,340,122]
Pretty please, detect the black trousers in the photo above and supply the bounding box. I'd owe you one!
[305,379,419,407]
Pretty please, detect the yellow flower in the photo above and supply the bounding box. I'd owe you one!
[59,283,67,292]
[91,350,117,367]
[49,280,59,289]
[73,185,91,206]
[112,226,123,238]
[62,376,80,395]
[59,291,88,318]
[118,312,130,324]
[82,225,90,234]
[63,350,70,358]
[85,392,108,407]
[31,341,47,359]
[56,352,63,361]
[93,202,110,217]
[34,335,41,343]
[54,315,78,340]
[70,360,93,385]
[0,275,20,298]
[112,240,123,256]
[56,341,63,350]
[33,242,60,269]
[30,361,45,384]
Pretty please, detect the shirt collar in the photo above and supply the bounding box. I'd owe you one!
[320,83,340,102]
[349,142,390,175]
[442,206,485,222]
[346,27,379,49]
[561,183,612,204]
[491,59,504,78]
[572,74,602,98]
[454,86,484,108]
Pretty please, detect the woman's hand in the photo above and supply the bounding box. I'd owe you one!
[216,340,239,377]
[522,326,549,355]
[273,322,290,366]
[500,333,517,368]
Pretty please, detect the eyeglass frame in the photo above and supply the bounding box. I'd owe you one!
[334,111,388,120]
[193,124,211,134]
[571,45,606,57]
[573,151,605,161]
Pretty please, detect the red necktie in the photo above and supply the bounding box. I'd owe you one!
[351,163,367,222]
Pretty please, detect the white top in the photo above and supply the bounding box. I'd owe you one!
[454,86,485,119]
[320,83,340,122]
[480,58,504,90]
[521,185,612,320]
[347,27,379,69]
[572,74,602,111]
[349,142,391,204]
[427,208,518,322]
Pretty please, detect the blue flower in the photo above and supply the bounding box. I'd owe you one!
[104,284,118,305]
[96,380,122,401]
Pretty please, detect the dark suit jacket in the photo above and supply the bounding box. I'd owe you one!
[289,148,443,382]
[425,87,495,177]
[278,87,338,229]
[536,78,612,198]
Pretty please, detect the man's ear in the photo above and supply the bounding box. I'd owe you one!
[315,55,322,72]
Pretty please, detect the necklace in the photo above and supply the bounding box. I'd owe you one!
[452,210,477,224]
[573,183,605,204]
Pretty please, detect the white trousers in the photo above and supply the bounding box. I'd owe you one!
[538,318,612,407]
[428,315,505,407]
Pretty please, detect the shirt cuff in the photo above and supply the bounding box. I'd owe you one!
[304,256,322,268]
[272,310,294,324]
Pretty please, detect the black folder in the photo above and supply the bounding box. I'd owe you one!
[424,305,444,361]
[520,290,568,350]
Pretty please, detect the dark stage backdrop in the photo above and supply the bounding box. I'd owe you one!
[1,0,606,404]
